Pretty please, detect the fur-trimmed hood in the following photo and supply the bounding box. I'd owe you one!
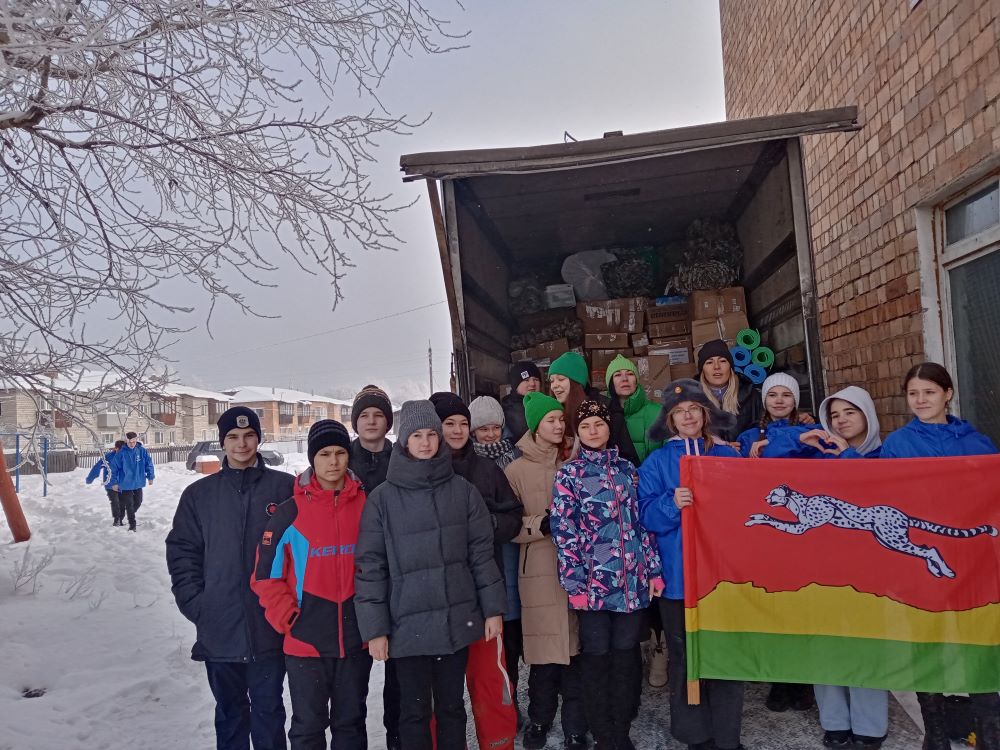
[649,378,737,442]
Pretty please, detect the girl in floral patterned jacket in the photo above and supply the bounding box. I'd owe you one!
[550,398,663,750]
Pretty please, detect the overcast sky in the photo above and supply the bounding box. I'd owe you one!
[171,1,726,403]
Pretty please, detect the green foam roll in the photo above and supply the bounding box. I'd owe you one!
[751,346,775,368]
[736,328,761,350]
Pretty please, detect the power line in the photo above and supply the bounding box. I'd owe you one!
[190,300,447,361]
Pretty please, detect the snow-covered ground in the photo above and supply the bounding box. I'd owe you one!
[0,459,930,749]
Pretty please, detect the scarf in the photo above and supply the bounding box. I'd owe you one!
[473,439,518,470]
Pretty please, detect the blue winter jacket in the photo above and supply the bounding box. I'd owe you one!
[110,442,155,490]
[551,446,662,613]
[737,419,816,458]
[880,416,998,458]
[85,451,117,489]
[638,438,740,599]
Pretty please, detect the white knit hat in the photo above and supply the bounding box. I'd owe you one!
[469,396,505,432]
[761,372,801,408]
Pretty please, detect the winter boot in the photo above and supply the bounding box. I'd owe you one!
[523,723,550,750]
[972,693,1000,750]
[765,682,790,712]
[563,734,589,750]
[917,692,952,750]
[610,648,641,750]
[648,632,668,688]
[581,654,614,748]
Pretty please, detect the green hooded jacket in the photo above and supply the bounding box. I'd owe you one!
[605,354,664,464]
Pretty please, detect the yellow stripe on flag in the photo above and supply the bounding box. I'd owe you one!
[686,582,1000,646]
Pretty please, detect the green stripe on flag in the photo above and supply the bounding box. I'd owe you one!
[691,630,1000,694]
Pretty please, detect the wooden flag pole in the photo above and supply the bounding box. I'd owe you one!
[0,440,31,542]
[687,679,701,705]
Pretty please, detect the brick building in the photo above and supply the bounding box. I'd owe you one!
[223,386,354,442]
[720,0,1000,439]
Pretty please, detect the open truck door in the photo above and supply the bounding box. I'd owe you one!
[403,107,860,410]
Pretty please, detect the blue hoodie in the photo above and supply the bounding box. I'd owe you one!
[638,438,740,599]
[85,450,118,489]
[880,416,997,458]
[736,419,816,458]
[110,442,155,491]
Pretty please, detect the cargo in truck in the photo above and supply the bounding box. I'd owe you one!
[401,107,860,412]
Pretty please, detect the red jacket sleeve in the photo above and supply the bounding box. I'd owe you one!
[250,503,300,634]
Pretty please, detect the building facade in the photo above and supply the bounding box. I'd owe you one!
[720,0,1000,439]
[224,386,353,442]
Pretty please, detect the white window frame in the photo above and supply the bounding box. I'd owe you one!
[917,173,1000,418]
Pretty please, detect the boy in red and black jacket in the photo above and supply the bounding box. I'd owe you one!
[251,420,370,749]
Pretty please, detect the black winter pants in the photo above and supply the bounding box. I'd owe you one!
[394,649,469,750]
[285,654,373,750]
[660,598,744,750]
[526,656,586,736]
[382,657,401,742]
[105,488,123,522]
[502,618,523,688]
[119,489,140,528]
[204,655,287,750]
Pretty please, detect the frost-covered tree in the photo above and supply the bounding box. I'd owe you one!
[0,0,457,430]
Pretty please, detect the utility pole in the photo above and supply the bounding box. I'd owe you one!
[428,340,434,394]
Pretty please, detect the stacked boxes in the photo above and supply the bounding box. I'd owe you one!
[513,287,748,398]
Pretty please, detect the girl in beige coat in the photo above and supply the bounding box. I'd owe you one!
[504,392,586,750]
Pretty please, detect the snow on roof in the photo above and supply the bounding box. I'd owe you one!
[162,384,233,402]
[224,386,352,406]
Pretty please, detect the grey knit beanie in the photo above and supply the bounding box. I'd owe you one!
[397,400,443,445]
[469,396,505,432]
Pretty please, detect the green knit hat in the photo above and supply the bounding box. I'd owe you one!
[523,391,564,433]
[605,354,639,389]
[548,351,589,387]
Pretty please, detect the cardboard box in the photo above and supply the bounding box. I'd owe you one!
[584,332,631,350]
[631,333,649,356]
[647,320,691,339]
[689,287,747,320]
[647,336,693,365]
[646,303,689,326]
[531,338,570,361]
[671,363,697,380]
[691,312,750,348]
[589,348,623,373]
[635,355,672,398]
[510,348,533,363]
[576,298,648,334]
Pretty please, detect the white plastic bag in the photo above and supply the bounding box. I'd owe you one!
[561,249,616,301]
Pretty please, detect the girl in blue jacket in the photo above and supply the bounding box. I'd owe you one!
[796,385,890,748]
[880,363,999,750]
[638,379,744,750]
[737,373,815,459]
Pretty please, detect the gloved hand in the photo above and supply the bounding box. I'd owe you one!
[539,513,551,536]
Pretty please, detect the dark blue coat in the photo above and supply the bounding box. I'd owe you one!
[165,456,295,662]
[880,416,998,458]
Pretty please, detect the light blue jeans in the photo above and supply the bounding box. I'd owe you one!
[814,684,889,737]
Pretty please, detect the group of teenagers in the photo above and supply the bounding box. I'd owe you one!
[165,341,999,750]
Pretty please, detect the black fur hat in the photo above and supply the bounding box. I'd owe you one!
[649,378,738,442]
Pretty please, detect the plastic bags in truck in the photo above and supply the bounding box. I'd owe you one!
[560,249,615,301]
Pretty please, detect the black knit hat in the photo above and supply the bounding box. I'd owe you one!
[307,419,352,466]
[351,384,393,432]
[429,391,471,423]
[575,399,611,434]
[649,378,737,442]
[218,406,262,444]
[697,339,735,373]
[510,361,542,390]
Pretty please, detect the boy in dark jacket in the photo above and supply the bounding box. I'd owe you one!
[355,400,507,750]
[86,439,125,525]
[166,407,293,750]
[252,420,371,750]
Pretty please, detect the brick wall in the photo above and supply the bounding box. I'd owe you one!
[720,0,1000,428]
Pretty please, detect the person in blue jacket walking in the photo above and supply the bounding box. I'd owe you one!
[637,379,744,750]
[879,362,999,750]
[110,431,154,531]
[86,439,126,525]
